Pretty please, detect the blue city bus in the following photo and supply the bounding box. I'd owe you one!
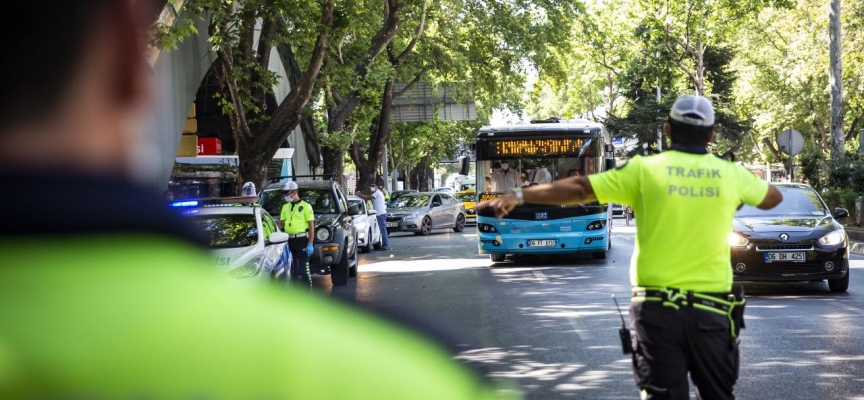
[474,119,615,262]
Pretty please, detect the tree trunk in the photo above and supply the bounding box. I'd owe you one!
[695,43,706,96]
[321,146,345,186]
[829,0,844,166]
[236,142,269,193]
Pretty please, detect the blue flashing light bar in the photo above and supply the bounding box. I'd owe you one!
[170,200,199,208]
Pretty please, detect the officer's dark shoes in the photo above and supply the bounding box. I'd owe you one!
[380,247,390,251]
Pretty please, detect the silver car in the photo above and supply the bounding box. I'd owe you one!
[385,192,467,235]
[347,195,383,253]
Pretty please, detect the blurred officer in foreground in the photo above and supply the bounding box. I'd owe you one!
[478,95,782,400]
[0,2,515,398]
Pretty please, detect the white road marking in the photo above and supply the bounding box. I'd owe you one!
[832,301,864,317]
[567,316,595,340]
[533,271,550,284]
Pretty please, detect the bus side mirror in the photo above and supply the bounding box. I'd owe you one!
[605,159,617,170]
[459,156,470,176]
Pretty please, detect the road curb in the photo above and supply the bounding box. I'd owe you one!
[851,241,864,255]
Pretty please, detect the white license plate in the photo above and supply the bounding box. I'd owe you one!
[764,252,806,263]
[386,222,398,228]
[467,218,476,222]
[528,239,557,247]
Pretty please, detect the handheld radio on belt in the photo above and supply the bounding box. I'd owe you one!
[612,294,633,354]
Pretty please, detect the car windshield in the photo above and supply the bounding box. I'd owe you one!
[736,186,828,217]
[260,188,338,216]
[454,192,476,203]
[390,194,430,208]
[187,214,258,249]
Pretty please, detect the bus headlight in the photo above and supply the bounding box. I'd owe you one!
[316,227,331,242]
[479,223,498,233]
[586,220,606,230]
[728,232,749,247]
[819,230,845,246]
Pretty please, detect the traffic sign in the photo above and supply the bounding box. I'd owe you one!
[777,129,804,156]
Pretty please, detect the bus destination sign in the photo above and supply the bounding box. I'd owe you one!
[490,138,585,157]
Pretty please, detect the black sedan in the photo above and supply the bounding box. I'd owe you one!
[729,183,850,292]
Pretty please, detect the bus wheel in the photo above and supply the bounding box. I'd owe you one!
[592,251,607,260]
[490,253,505,262]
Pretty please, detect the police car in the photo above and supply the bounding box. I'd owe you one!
[173,197,293,282]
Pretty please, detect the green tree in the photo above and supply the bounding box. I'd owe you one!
[162,0,336,189]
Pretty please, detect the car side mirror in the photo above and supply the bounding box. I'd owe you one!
[347,205,360,216]
[368,209,376,215]
[834,207,849,219]
[267,231,290,245]
[431,202,442,208]
[605,158,616,170]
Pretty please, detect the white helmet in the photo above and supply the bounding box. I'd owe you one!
[283,181,299,191]
[241,182,257,196]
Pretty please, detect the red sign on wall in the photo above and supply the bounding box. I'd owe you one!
[197,138,222,155]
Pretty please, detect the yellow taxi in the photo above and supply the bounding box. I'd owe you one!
[454,190,477,225]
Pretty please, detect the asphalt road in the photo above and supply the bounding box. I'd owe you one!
[311,220,864,399]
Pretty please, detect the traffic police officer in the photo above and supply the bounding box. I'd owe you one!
[279,181,314,288]
[478,94,783,399]
[1,2,517,397]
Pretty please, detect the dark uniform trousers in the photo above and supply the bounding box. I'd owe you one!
[287,236,312,289]
[630,300,739,400]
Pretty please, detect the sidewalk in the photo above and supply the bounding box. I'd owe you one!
[847,227,864,254]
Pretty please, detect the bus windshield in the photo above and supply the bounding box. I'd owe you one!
[477,154,597,193]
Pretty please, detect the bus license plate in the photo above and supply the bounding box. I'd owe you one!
[528,240,557,247]
[764,252,806,263]
[386,222,398,228]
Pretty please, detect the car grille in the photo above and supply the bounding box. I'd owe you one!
[386,216,403,223]
[755,244,815,251]
[738,263,828,276]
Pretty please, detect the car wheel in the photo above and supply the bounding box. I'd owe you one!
[453,214,466,232]
[592,251,608,260]
[828,263,849,293]
[490,253,505,262]
[417,217,432,236]
[361,229,372,253]
[331,242,350,286]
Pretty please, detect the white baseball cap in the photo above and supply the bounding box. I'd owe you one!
[669,94,715,127]
[282,181,299,191]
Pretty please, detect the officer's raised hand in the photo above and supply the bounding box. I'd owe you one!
[475,193,519,219]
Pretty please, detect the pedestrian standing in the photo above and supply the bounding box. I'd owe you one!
[355,183,390,250]
[477,94,783,400]
[279,182,314,289]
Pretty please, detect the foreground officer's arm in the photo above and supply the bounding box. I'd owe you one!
[476,176,595,219]
[757,185,783,209]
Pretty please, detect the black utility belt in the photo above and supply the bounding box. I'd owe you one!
[632,286,747,338]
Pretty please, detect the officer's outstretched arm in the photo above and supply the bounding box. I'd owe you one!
[476,177,595,219]
[757,185,783,210]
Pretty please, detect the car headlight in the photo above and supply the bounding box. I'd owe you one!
[403,213,418,221]
[356,221,367,230]
[819,230,846,246]
[316,227,331,242]
[228,256,262,279]
[728,232,749,247]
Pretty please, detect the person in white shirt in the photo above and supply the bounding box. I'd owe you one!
[533,162,552,184]
[489,162,507,192]
[355,183,390,250]
[501,161,520,190]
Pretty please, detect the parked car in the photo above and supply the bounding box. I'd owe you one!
[347,195,383,253]
[611,203,624,217]
[259,180,360,285]
[434,187,457,196]
[386,192,466,235]
[729,183,850,292]
[389,190,419,205]
[177,200,292,283]
[453,190,477,225]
